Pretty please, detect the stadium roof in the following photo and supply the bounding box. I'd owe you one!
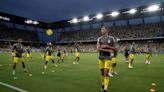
[0,0,158,22]
[0,0,163,29]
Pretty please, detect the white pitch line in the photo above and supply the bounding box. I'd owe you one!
[0,82,28,92]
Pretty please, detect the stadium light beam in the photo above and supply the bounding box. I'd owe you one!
[96,13,103,19]
[72,18,78,24]
[129,8,137,14]
[111,11,120,17]
[33,21,39,25]
[147,4,160,12]
[25,19,33,24]
[83,16,90,22]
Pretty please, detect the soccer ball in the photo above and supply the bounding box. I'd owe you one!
[42,72,45,75]
[51,70,55,72]
[46,29,53,36]
[29,74,32,77]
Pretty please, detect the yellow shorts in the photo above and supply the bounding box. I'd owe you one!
[13,57,24,63]
[75,52,80,57]
[111,57,117,64]
[145,54,151,59]
[26,54,32,58]
[45,55,54,61]
[22,53,26,57]
[11,52,15,57]
[129,54,135,59]
[63,53,67,57]
[99,59,111,69]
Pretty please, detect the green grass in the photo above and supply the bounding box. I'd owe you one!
[0,53,164,92]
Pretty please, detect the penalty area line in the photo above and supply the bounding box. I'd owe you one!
[0,82,28,92]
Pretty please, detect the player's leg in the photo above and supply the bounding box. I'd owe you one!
[44,55,49,69]
[125,55,129,63]
[112,63,118,75]
[128,54,134,68]
[51,56,58,67]
[21,61,27,72]
[12,57,18,75]
[103,61,111,92]
[18,57,27,72]
[12,63,17,75]
[76,57,80,64]
[76,53,80,64]
[145,54,149,64]
[99,60,105,91]
[61,56,64,62]
[109,57,116,77]
[148,54,151,64]
[44,61,48,69]
[73,56,77,64]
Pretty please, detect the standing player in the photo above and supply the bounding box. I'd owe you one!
[124,44,129,63]
[44,42,57,69]
[145,45,152,64]
[73,43,81,64]
[96,27,116,92]
[63,48,68,58]
[57,46,64,63]
[26,46,32,59]
[12,38,27,78]
[128,42,136,69]
[110,50,118,77]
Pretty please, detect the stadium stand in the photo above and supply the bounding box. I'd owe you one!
[0,24,39,42]
[59,23,164,42]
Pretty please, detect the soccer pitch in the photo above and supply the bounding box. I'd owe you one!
[0,53,164,92]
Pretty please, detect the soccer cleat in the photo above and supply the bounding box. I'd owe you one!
[128,65,133,69]
[54,64,58,67]
[44,65,47,69]
[101,85,104,91]
[104,90,107,92]
[12,70,15,75]
[108,73,114,77]
[73,62,76,64]
[148,61,151,64]
[113,72,118,75]
[13,76,18,80]
[23,69,28,72]
[145,61,149,64]
[76,62,79,64]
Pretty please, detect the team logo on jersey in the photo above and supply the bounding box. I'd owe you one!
[108,40,111,43]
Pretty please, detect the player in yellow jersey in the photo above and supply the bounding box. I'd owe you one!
[145,45,152,64]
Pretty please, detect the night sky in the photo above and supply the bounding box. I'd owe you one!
[0,0,158,22]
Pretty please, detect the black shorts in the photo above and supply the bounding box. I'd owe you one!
[57,53,61,57]
[124,54,129,58]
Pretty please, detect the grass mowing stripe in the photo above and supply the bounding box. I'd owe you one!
[0,82,28,92]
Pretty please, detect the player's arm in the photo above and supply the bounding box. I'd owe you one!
[96,37,101,52]
[100,45,116,50]
[96,38,113,53]
[99,48,114,53]
[12,44,17,54]
[52,50,55,56]
[101,37,117,51]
